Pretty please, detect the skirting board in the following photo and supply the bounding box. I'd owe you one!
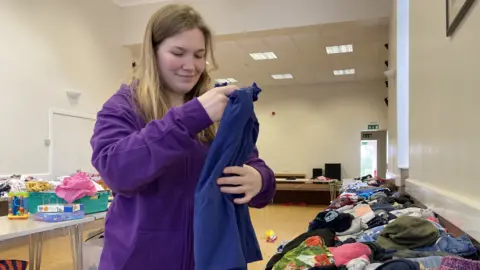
[406,178,480,241]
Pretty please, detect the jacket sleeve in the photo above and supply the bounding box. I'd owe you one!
[246,147,276,208]
[91,96,212,193]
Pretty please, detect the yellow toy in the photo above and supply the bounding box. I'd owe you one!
[265,229,277,243]
[8,192,29,220]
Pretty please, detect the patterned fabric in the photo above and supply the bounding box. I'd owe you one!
[438,255,480,270]
[0,260,28,270]
[358,224,386,242]
[273,236,334,270]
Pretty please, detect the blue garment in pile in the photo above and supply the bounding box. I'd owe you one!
[193,83,263,270]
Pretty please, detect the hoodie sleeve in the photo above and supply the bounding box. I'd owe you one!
[246,147,276,208]
[90,91,212,194]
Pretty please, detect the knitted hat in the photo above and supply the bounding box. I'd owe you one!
[376,216,439,250]
[308,211,328,231]
[324,211,354,233]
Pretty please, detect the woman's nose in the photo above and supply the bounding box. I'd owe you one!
[182,57,196,71]
[182,62,195,71]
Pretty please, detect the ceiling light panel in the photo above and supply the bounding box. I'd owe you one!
[215,78,238,84]
[249,52,277,60]
[271,74,293,80]
[326,44,353,54]
[333,69,355,76]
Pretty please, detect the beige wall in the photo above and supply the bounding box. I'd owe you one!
[0,0,131,175]
[255,81,388,178]
[408,2,480,198]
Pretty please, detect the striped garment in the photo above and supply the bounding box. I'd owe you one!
[0,260,28,270]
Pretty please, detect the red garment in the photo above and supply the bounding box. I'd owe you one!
[327,197,354,210]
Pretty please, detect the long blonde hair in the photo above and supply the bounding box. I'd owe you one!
[133,4,217,141]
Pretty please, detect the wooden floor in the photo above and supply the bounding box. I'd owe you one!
[249,205,323,270]
[0,205,324,270]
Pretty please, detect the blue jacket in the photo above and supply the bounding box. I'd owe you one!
[91,84,275,270]
[194,83,263,270]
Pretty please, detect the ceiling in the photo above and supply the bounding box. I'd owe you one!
[112,0,170,7]
[113,0,215,7]
[119,0,392,45]
[128,18,389,87]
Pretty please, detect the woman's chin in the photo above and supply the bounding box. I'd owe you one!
[173,82,197,94]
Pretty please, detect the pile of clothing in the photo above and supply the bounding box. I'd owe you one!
[0,175,55,198]
[350,175,394,189]
[313,176,337,183]
[0,171,108,202]
[266,180,480,269]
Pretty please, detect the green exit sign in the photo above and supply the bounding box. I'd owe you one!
[362,133,373,139]
[368,124,379,130]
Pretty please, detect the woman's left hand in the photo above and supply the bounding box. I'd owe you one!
[217,165,263,204]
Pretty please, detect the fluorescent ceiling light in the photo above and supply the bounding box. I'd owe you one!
[326,44,353,54]
[249,52,277,60]
[271,74,293,80]
[215,78,237,84]
[333,69,355,76]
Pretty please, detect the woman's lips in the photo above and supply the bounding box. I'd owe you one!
[177,74,196,78]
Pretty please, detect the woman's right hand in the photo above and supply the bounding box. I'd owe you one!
[198,85,239,122]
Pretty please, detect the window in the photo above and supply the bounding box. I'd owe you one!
[396,0,409,169]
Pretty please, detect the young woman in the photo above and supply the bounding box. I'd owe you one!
[90,4,276,270]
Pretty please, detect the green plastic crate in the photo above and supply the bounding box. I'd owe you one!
[28,190,110,214]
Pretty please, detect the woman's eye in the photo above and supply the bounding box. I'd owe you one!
[172,52,183,56]
[195,55,205,59]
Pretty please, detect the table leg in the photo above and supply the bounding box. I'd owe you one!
[28,233,44,270]
[35,233,44,270]
[28,234,35,270]
[68,227,77,268]
[68,225,84,270]
[75,224,84,270]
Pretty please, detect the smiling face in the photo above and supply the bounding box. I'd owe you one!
[156,28,207,97]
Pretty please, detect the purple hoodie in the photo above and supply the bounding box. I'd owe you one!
[90,85,276,270]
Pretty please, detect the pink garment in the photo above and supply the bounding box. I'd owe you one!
[55,172,97,203]
[328,243,371,266]
[428,216,440,224]
[427,216,447,232]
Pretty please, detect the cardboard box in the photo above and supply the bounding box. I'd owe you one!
[37,204,83,213]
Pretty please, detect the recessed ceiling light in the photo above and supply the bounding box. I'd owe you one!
[333,69,355,76]
[326,44,353,54]
[249,52,277,60]
[271,74,293,80]
[215,78,238,84]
